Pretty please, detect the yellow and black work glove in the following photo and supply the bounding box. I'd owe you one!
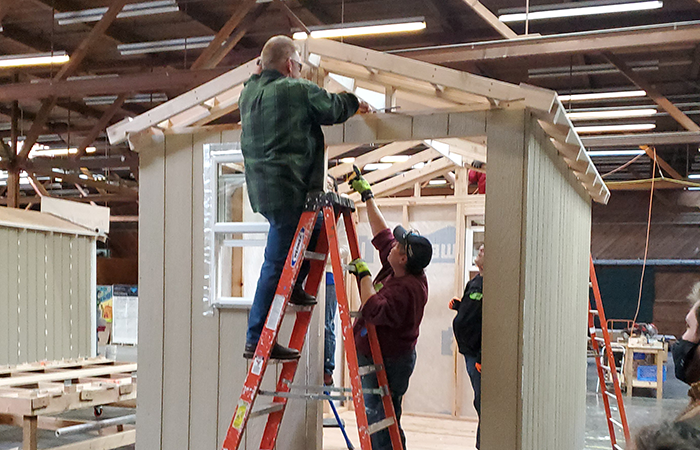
[347,258,371,280]
[348,165,374,202]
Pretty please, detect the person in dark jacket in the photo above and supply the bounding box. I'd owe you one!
[347,167,433,450]
[450,244,484,449]
[239,35,369,360]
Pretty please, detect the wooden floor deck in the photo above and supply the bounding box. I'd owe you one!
[323,409,478,450]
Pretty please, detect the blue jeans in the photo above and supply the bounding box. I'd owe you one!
[246,209,322,345]
[358,350,416,450]
[465,354,481,449]
[324,273,337,376]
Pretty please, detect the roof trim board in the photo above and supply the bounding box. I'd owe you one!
[0,206,99,237]
[105,39,608,203]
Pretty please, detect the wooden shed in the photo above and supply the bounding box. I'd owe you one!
[0,201,102,366]
[108,39,609,450]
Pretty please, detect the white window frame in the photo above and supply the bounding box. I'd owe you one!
[203,143,269,313]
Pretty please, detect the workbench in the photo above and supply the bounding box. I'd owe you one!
[0,357,137,450]
[623,338,668,400]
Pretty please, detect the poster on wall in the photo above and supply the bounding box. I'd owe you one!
[112,285,138,345]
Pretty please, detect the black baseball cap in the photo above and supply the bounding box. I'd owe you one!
[393,225,433,272]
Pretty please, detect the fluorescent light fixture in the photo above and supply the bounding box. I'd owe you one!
[293,17,426,40]
[587,149,646,157]
[499,1,663,23]
[55,0,179,25]
[339,157,356,164]
[559,90,647,102]
[29,146,97,158]
[380,155,410,163]
[363,163,393,171]
[118,36,214,55]
[687,187,700,190]
[688,174,700,179]
[84,93,168,106]
[567,108,657,121]
[428,179,447,185]
[575,123,656,134]
[0,51,69,69]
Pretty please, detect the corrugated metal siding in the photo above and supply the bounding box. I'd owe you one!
[520,117,591,450]
[0,227,94,365]
[138,130,322,450]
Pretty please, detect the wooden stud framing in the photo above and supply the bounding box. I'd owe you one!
[328,140,422,178]
[461,0,518,39]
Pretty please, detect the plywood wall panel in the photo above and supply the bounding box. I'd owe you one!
[136,136,167,450]
[188,131,222,450]
[482,109,526,450]
[0,226,94,366]
[519,117,589,450]
[161,133,195,449]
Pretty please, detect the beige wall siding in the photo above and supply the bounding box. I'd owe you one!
[520,117,590,450]
[138,130,322,450]
[483,111,591,450]
[0,227,94,365]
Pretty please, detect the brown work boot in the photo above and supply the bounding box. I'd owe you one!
[243,343,300,360]
[324,373,333,386]
[289,285,317,306]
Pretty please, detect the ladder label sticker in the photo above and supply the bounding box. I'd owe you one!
[251,356,264,376]
[233,400,249,431]
[265,294,285,330]
[290,227,306,267]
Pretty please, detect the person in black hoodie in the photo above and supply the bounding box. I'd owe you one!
[450,244,484,449]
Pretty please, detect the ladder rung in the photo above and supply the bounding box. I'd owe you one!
[258,389,349,402]
[604,390,617,400]
[601,364,611,372]
[594,337,605,342]
[367,417,395,435]
[304,251,326,261]
[250,402,285,419]
[610,418,624,429]
[291,384,353,393]
[614,444,624,450]
[358,364,383,376]
[589,309,599,315]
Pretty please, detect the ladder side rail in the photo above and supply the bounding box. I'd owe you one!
[589,312,618,449]
[259,210,331,450]
[590,257,631,443]
[366,323,404,450]
[221,210,319,450]
[337,209,374,449]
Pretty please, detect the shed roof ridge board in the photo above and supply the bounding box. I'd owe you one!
[105,39,608,203]
[0,206,99,237]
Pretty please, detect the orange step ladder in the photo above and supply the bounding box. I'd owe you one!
[589,256,631,450]
[221,191,403,450]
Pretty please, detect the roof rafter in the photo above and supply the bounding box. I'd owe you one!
[603,51,700,132]
[18,0,130,159]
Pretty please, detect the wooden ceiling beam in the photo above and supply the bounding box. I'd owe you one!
[604,51,700,132]
[396,21,700,64]
[18,0,129,159]
[274,0,310,34]
[461,0,517,39]
[190,0,258,70]
[691,43,700,80]
[201,3,270,70]
[75,94,128,157]
[0,68,228,102]
[641,145,683,180]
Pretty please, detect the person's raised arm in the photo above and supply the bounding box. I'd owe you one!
[349,165,388,236]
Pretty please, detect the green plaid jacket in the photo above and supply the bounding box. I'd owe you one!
[240,70,359,214]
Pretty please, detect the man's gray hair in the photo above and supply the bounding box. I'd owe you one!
[260,35,299,71]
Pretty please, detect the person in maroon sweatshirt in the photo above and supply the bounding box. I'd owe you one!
[348,166,433,450]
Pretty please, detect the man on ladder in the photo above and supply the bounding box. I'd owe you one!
[239,35,370,360]
[347,170,434,450]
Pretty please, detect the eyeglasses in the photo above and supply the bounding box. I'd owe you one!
[289,57,303,71]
